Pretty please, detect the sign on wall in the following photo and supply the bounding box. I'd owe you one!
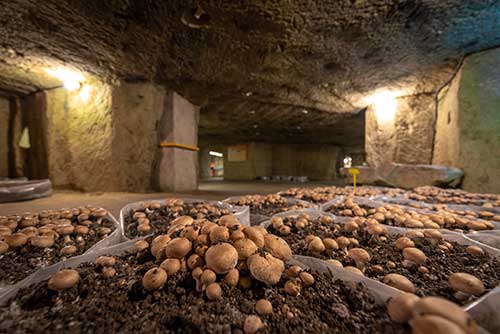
[227,144,247,162]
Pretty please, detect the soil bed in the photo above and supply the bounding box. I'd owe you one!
[0,250,406,334]
[267,217,500,305]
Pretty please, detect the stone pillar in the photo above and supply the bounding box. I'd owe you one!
[154,92,199,192]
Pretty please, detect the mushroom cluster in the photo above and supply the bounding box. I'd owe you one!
[409,186,500,208]
[0,207,114,258]
[228,194,314,216]
[130,214,303,301]
[281,186,405,204]
[327,197,496,231]
[387,295,478,334]
[125,200,234,237]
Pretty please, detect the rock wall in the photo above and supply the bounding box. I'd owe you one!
[434,48,500,193]
[366,94,435,168]
[223,143,272,181]
[0,98,9,177]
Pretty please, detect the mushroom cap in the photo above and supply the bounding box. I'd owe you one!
[60,245,77,255]
[224,268,239,287]
[263,234,292,261]
[243,315,264,334]
[336,236,350,248]
[243,227,265,248]
[165,237,192,259]
[323,238,338,250]
[48,269,80,291]
[348,248,371,263]
[0,241,9,254]
[95,256,116,267]
[255,299,273,315]
[30,235,55,248]
[387,293,420,323]
[448,272,485,296]
[383,273,415,293]
[423,229,443,240]
[344,266,363,275]
[209,226,230,243]
[171,216,194,227]
[205,243,238,274]
[411,315,467,334]
[247,252,284,285]
[394,237,414,250]
[142,267,168,291]
[465,246,484,256]
[233,238,258,260]
[4,233,28,247]
[219,215,240,229]
[413,296,477,334]
[405,230,424,239]
[205,282,222,300]
[403,247,427,265]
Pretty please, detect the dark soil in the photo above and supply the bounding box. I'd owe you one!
[0,250,406,334]
[267,218,500,305]
[0,218,115,286]
[124,203,231,238]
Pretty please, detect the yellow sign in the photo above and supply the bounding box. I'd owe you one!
[348,168,360,193]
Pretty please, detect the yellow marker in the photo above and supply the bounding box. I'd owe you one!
[348,168,360,194]
[159,142,200,151]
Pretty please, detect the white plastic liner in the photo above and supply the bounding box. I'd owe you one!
[119,198,250,240]
[463,230,500,251]
[0,211,121,294]
[321,196,500,231]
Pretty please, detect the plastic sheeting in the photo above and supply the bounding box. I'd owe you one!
[0,179,52,203]
[119,198,250,240]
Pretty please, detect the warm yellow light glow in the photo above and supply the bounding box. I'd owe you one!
[79,85,92,102]
[44,67,84,91]
[366,91,399,123]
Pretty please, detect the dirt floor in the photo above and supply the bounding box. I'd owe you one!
[0,180,343,217]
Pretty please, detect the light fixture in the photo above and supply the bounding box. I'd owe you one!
[365,90,399,123]
[45,67,84,91]
[78,85,92,102]
[253,124,259,128]
[245,91,253,97]
[249,110,256,114]
[302,109,308,114]
[209,151,223,157]
[343,156,352,168]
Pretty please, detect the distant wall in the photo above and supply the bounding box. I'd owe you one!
[0,98,9,177]
[434,48,500,193]
[223,143,272,181]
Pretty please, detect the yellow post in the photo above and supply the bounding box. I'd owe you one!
[348,168,360,194]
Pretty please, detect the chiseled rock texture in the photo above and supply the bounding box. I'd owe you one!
[435,48,500,193]
[0,98,9,177]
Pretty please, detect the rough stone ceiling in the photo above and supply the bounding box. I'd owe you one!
[1,1,499,132]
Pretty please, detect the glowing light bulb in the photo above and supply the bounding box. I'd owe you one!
[79,85,91,101]
[366,91,399,123]
[45,67,84,91]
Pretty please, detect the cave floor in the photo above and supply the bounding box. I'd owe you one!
[0,180,344,217]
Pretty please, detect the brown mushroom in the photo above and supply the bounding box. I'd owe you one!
[95,256,116,267]
[308,237,325,253]
[465,246,484,256]
[205,243,238,274]
[160,258,181,275]
[165,237,192,259]
[102,267,116,278]
[243,315,264,334]
[386,293,420,323]
[30,235,55,248]
[243,227,265,248]
[247,253,284,285]
[402,247,427,267]
[134,240,149,252]
[411,315,467,334]
[224,268,239,287]
[205,282,222,300]
[142,267,168,291]
[299,272,315,286]
[383,273,416,293]
[348,248,371,271]
[60,245,77,256]
[394,237,415,250]
[234,238,258,260]
[48,269,80,291]
[323,238,338,250]
[344,266,363,275]
[0,241,9,254]
[448,272,485,296]
[255,299,273,315]
[326,259,343,267]
[284,279,301,296]
[4,233,28,247]
[263,234,292,261]
[210,226,230,243]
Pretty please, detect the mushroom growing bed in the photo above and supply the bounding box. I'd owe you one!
[0,207,118,287]
[265,213,500,306]
[0,214,408,334]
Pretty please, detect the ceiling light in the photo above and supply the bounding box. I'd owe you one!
[365,90,399,124]
[253,124,259,128]
[209,151,223,157]
[302,109,308,114]
[245,91,253,97]
[249,110,256,114]
[45,67,84,91]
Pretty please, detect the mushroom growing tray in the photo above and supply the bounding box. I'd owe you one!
[224,195,317,226]
[0,238,407,334]
[264,212,500,306]
[120,198,250,239]
[0,207,120,288]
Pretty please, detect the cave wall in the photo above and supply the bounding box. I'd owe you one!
[434,48,500,193]
[0,98,9,177]
[366,94,435,168]
[223,143,272,181]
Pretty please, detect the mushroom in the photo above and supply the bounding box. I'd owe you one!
[336,236,350,254]
[200,269,217,287]
[299,272,315,286]
[284,279,301,296]
[243,227,265,248]
[247,253,284,285]
[243,315,264,334]
[219,215,240,229]
[209,226,230,243]
[423,229,443,245]
[205,282,222,300]
[271,217,284,229]
[465,246,484,256]
[60,245,77,256]
[48,269,80,291]
[344,266,363,275]
[386,293,420,323]
[394,237,414,250]
[187,254,204,269]
[102,267,116,278]
[255,299,273,315]
[142,267,167,291]
[383,273,416,293]
[224,268,239,287]
[448,272,485,297]
[263,234,292,261]
[0,241,9,254]
[165,237,192,259]
[344,220,359,234]
[413,296,477,334]
[4,233,28,247]
[30,235,55,248]
[326,259,343,267]
[205,243,238,274]
[411,315,467,334]
[347,248,371,271]
[95,256,116,267]
[234,238,258,260]
[287,265,302,278]
[160,258,181,275]
[405,230,424,239]
[308,237,325,253]
[150,235,171,259]
[402,247,427,267]
[134,240,149,252]
[323,238,338,250]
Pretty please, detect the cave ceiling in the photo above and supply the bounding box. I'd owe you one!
[1,0,499,142]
